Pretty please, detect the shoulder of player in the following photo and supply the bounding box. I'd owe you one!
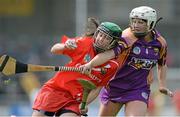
[154,30,167,47]
[75,36,93,44]
[121,27,138,47]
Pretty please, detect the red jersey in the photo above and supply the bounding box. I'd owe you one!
[45,35,119,99]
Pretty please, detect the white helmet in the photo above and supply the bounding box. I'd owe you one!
[129,6,157,31]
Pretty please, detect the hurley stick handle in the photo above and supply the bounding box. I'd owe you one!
[80,89,89,110]
[56,66,100,82]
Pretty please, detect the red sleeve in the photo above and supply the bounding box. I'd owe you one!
[96,60,119,86]
[61,35,69,43]
[99,66,118,86]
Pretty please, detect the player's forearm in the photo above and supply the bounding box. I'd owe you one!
[90,50,115,67]
[86,87,102,105]
[157,64,167,87]
[51,43,65,54]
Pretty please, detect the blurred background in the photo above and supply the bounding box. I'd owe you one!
[0,0,180,116]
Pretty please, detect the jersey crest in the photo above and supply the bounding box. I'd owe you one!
[84,54,91,63]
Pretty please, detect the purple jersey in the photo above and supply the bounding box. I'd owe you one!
[100,28,167,104]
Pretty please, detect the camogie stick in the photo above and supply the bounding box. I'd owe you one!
[0,55,99,81]
[0,54,83,75]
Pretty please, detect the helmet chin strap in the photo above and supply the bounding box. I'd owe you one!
[93,39,117,53]
[130,25,147,38]
[134,32,147,38]
[93,44,106,53]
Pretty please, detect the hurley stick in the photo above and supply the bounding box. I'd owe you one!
[77,79,96,116]
[0,55,98,81]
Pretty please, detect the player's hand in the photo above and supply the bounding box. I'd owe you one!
[65,39,77,49]
[79,103,88,116]
[79,62,92,75]
[159,87,174,97]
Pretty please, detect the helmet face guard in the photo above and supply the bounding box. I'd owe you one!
[93,22,122,53]
[94,29,115,52]
[129,6,157,33]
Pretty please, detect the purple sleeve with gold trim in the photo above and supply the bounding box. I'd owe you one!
[113,37,128,57]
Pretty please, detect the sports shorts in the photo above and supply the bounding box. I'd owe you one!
[32,85,81,115]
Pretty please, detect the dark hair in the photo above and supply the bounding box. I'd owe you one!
[84,17,100,36]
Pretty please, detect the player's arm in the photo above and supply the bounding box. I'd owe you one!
[80,39,126,73]
[51,39,77,54]
[88,50,115,68]
[157,64,173,97]
[157,64,167,89]
[79,86,102,115]
[157,46,173,97]
[51,43,66,54]
[86,86,102,104]
[80,49,115,73]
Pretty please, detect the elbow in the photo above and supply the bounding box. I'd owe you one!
[51,47,56,54]
[106,49,115,59]
[50,43,64,54]
[110,51,115,59]
[51,46,61,54]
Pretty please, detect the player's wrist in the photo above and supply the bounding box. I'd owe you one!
[88,61,93,68]
[64,44,68,49]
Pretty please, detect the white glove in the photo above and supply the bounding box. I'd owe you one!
[65,39,77,49]
[79,103,88,116]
